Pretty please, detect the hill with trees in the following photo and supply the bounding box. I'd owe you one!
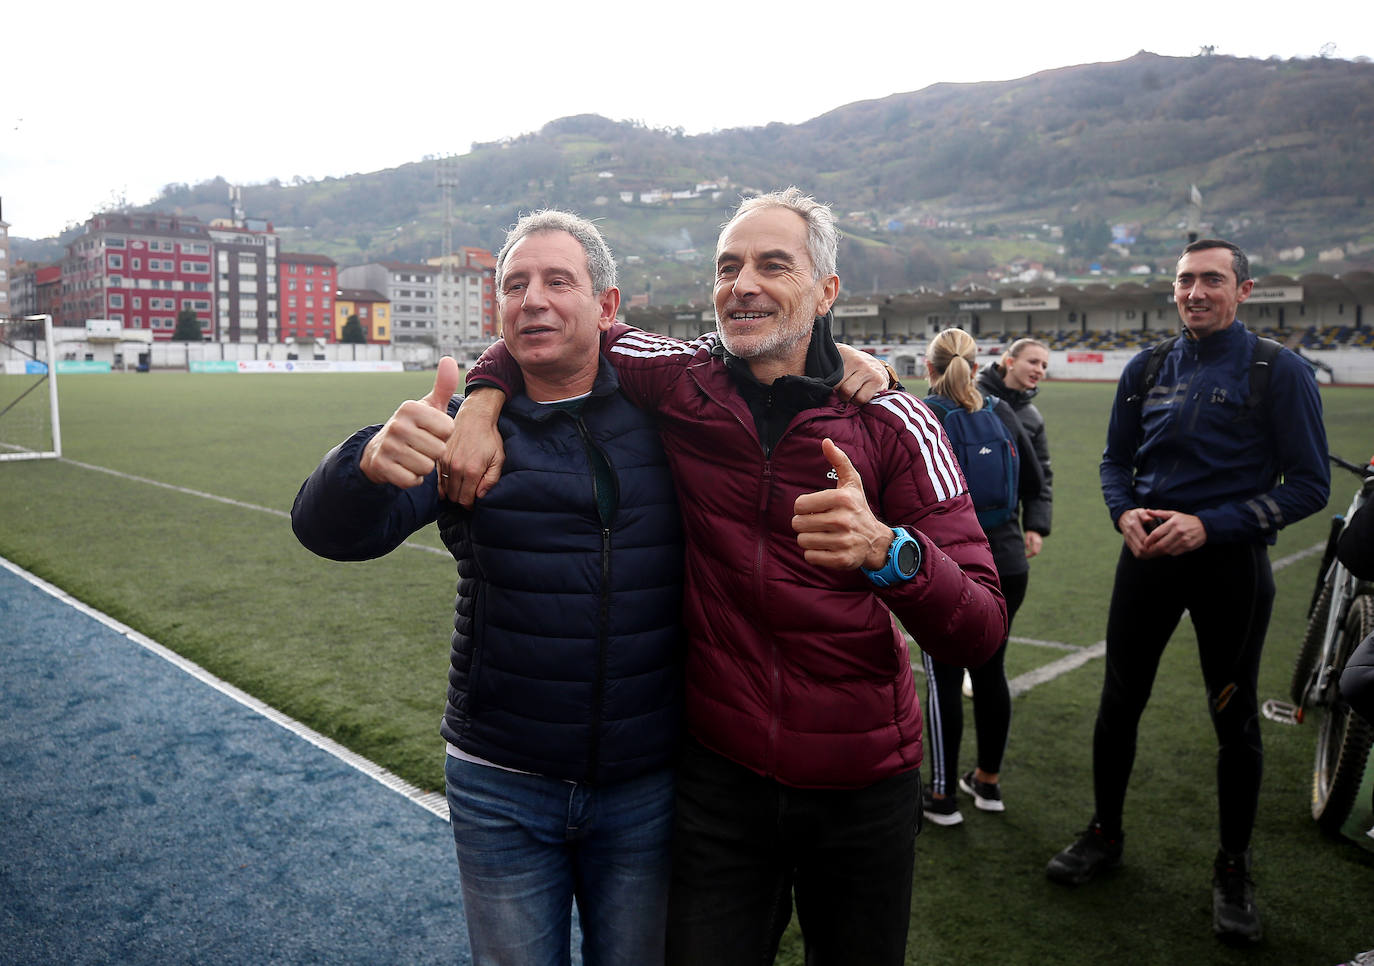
[17,51,1374,305]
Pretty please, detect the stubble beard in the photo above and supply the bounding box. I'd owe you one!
[715,304,815,364]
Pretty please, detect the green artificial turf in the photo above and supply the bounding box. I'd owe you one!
[2,369,1371,964]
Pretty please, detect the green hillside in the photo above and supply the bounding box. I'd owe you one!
[16,52,1374,304]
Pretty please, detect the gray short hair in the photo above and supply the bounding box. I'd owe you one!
[723,186,839,280]
[495,210,617,295]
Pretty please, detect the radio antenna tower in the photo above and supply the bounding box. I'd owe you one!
[1187,183,1203,243]
[436,156,459,356]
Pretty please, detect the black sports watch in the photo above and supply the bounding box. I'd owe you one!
[862,527,922,587]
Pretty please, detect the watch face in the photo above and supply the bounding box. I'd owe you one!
[896,539,919,576]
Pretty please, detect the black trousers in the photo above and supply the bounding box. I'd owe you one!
[1093,541,1274,855]
[665,739,921,966]
[924,569,1029,795]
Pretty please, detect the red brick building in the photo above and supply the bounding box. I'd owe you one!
[279,252,338,343]
[61,214,214,340]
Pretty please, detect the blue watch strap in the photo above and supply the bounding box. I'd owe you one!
[862,527,921,587]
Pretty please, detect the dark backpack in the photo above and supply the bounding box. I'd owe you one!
[925,395,1019,529]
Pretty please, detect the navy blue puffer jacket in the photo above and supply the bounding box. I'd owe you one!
[292,360,684,785]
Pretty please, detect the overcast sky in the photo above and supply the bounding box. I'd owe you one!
[3,0,1370,240]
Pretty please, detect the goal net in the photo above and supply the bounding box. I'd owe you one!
[0,314,62,461]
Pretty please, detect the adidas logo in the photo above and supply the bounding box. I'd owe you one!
[978,446,994,455]
[827,468,839,481]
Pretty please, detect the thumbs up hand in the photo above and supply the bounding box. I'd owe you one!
[791,438,894,572]
[359,357,461,489]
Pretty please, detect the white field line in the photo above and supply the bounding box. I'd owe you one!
[60,457,449,557]
[1,554,450,823]
[910,539,1324,696]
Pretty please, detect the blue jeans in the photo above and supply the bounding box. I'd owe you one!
[444,755,674,966]
[666,740,921,966]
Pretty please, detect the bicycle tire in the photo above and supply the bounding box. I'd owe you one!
[1311,594,1374,834]
[1291,581,1333,706]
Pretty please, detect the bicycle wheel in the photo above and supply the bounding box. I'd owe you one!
[1312,594,1374,834]
[1290,581,1333,706]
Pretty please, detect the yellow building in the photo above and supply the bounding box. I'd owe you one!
[334,288,391,343]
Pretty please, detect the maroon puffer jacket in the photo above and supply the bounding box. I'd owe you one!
[472,325,1006,789]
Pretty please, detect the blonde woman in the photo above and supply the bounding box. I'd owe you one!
[920,328,1045,826]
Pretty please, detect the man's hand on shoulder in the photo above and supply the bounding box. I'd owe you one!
[836,344,899,405]
[792,438,893,570]
[440,386,507,507]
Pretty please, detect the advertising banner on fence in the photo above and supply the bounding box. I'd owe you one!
[56,361,112,374]
[229,360,406,374]
[3,361,50,375]
[189,361,239,373]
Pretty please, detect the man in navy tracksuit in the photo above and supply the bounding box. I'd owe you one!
[1046,239,1329,946]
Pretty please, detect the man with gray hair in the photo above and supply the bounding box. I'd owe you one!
[456,188,1006,965]
[292,209,687,966]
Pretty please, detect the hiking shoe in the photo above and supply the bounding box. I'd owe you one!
[1339,950,1374,966]
[922,787,964,826]
[1212,849,1262,945]
[959,770,1005,812]
[1045,823,1123,885]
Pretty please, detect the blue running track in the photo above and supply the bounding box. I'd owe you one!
[0,559,472,965]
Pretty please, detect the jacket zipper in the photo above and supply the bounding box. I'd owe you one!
[573,415,611,783]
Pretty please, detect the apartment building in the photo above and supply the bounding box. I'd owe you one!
[61,214,215,340]
[427,246,497,353]
[337,261,437,345]
[9,262,35,319]
[334,288,391,343]
[279,252,338,343]
[207,220,279,342]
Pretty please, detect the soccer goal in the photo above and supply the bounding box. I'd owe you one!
[0,314,62,461]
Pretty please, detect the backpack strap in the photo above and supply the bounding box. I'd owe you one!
[1246,337,1283,413]
[923,396,955,422]
[1125,336,1178,405]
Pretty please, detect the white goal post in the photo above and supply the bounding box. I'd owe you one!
[0,314,62,461]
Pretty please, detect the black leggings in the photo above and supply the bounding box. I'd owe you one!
[1093,542,1274,854]
[923,570,1029,797]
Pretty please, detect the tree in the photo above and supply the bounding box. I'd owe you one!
[340,314,367,344]
[172,308,202,341]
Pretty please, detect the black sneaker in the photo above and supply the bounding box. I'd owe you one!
[1045,822,1123,885]
[922,787,964,826]
[1212,849,1262,945]
[958,770,1005,812]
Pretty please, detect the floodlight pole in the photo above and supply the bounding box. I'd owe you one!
[26,314,60,457]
